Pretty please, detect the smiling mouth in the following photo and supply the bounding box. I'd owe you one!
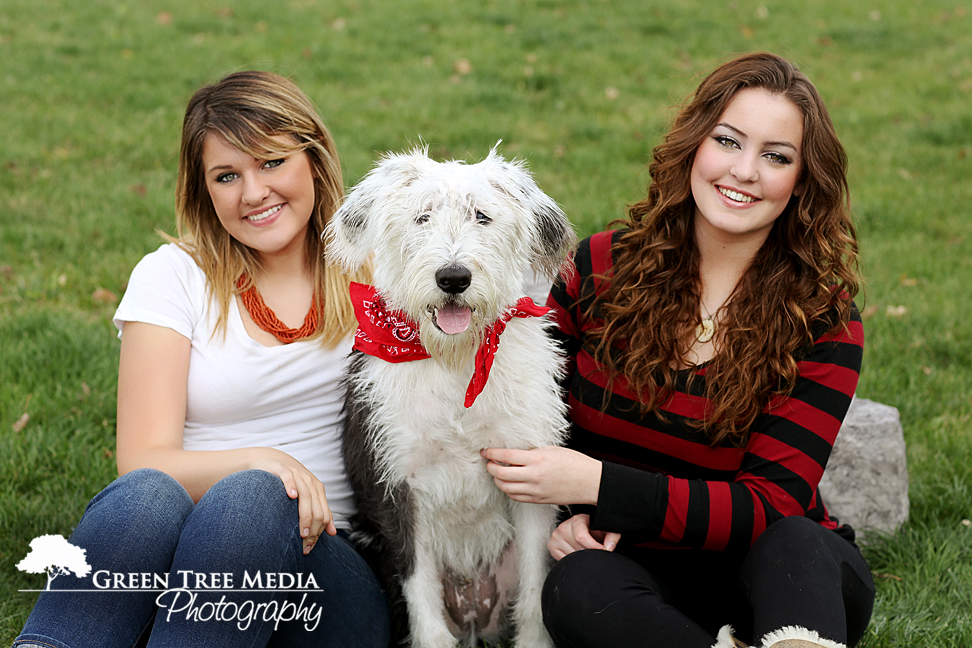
[430,301,473,335]
[246,204,283,221]
[718,186,758,204]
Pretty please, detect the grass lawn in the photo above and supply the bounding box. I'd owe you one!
[2,0,970,645]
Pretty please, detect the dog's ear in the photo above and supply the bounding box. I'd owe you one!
[325,148,431,272]
[483,146,577,280]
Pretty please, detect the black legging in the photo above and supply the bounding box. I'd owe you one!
[542,516,874,648]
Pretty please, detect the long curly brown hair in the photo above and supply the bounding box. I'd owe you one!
[588,52,860,446]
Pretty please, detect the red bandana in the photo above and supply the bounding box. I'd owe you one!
[349,282,550,407]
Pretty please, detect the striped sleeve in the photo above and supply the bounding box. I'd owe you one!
[547,230,619,387]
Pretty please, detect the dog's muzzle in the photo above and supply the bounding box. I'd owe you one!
[432,265,473,335]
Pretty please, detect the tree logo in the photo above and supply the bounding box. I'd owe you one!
[16,534,92,590]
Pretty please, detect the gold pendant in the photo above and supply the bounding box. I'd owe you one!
[695,317,715,343]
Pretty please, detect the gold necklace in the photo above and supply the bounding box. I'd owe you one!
[695,298,728,344]
[695,316,716,344]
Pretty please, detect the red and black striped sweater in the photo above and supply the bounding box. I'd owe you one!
[549,230,864,553]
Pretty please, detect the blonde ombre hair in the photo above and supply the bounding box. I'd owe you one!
[170,70,369,347]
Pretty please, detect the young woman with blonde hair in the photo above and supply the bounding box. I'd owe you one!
[15,71,389,648]
[483,52,874,648]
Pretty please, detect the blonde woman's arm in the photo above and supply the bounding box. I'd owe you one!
[115,321,334,553]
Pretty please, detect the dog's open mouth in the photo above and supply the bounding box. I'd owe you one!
[433,302,472,335]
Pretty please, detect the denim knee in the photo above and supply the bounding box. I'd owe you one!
[81,468,194,543]
[197,469,294,522]
[184,470,299,556]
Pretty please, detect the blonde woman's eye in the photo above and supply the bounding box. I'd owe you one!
[264,158,285,169]
[215,172,238,183]
[765,152,792,165]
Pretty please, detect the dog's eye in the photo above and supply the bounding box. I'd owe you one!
[475,210,492,225]
[416,213,430,224]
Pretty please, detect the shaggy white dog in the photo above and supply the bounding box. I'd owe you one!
[326,145,575,648]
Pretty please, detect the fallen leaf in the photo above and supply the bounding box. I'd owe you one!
[12,413,29,433]
[92,288,118,304]
[872,572,902,581]
[962,519,971,527]
[332,18,346,30]
[104,448,115,459]
[605,87,620,100]
[156,11,173,26]
[899,275,918,287]
[453,58,473,75]
[885,305,908,317]
[861,304,879,319]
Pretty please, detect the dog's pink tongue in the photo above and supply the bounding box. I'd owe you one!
[437,304,472,335]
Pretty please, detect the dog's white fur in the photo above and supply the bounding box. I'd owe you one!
[326,144,575,647]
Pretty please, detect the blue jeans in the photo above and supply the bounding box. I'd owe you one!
[14,468,390,648]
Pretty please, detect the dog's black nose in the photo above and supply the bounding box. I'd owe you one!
[435,265,472,294]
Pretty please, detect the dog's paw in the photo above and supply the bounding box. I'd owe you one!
[513,622,554,648]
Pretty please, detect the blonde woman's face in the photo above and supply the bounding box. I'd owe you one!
[202,133,316,262]
[690,88,804,248]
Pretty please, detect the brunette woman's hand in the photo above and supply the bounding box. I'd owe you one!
[481,446,602,506]
[548,514,621,561]
[249,449,336,555]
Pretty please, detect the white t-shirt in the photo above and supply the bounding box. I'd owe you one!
[113,243,356,529]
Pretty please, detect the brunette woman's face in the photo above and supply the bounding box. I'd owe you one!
[201,133,316,262]
[690,88,804,248]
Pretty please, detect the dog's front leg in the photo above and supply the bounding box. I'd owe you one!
[402,522,456,648]
[510,501,557,648]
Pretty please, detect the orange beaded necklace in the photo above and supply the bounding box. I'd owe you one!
[237,273,319,344]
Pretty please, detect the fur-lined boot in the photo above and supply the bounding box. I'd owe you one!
[711,625,848,648]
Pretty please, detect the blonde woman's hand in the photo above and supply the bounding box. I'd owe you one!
[250,449,336,555]
[547,514,621,561]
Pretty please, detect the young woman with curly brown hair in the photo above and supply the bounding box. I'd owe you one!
[483,52,874,648]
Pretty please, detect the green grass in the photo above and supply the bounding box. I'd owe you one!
[2,0,971,645]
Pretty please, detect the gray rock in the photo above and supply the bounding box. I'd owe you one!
[818,398,909,536]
